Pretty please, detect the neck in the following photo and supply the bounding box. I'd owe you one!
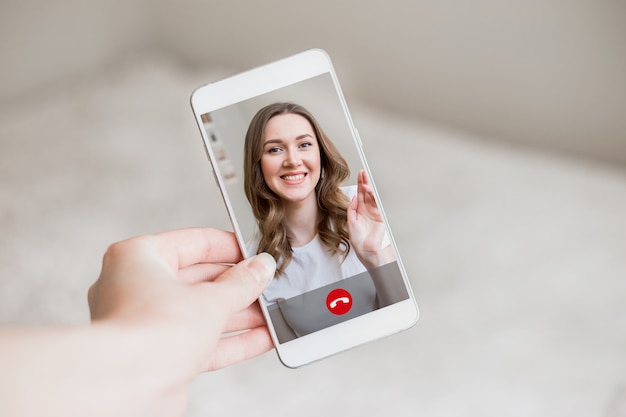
[283,193,319,247]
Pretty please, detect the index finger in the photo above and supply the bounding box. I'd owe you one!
[153,228,243,271]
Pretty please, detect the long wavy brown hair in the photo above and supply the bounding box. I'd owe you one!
[244,102,351,277]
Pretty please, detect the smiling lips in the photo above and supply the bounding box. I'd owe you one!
[281,172,307,183]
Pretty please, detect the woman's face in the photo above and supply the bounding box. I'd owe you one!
[260,113,322,205]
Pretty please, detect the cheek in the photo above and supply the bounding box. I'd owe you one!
[308,154,322,183]
[260,157,274,183]
[308,153,322,173]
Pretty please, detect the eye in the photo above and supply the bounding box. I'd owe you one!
[299,141,313,149]
[267,146,283,154]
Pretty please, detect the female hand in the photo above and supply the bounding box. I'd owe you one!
[347,170,391,269]
[1,228,276,417]
[88,228,276,372]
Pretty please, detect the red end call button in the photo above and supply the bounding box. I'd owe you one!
[326,288,353,315]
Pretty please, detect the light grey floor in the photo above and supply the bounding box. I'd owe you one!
[1,57,625,417]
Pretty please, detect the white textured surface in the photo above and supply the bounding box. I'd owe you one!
[0,57,625,416]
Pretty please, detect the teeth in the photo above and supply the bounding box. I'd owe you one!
[282,174,305,181]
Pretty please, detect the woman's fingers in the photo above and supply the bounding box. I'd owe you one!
[177,263,231,284]
[153,228,243,271]
[221,302,267,334]
[197,253,276,320]
[205,326,273,371]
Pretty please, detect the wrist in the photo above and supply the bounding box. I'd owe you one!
[91,320,202,380]
[0,324,192,417]
[356,246,395,270]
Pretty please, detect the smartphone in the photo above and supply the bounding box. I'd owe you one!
[190,49,418,368]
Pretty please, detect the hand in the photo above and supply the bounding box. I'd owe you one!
[347,170,388,268]
[0,228,276,417]
[88,228,276,372]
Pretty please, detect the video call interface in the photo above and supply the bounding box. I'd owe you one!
[201,74,409,343]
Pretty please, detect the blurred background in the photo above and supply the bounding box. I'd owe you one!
[1,1,625,416]
[2,0,626,164]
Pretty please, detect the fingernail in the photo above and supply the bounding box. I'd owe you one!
[248,253,276,286]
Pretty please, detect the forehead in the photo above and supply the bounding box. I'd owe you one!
[263,113,315,139]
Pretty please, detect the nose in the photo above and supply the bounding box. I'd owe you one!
[283,147,302,167]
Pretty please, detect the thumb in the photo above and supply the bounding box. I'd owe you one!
[208,253,276,316]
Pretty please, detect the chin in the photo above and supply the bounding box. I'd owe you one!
[281,191,315,204]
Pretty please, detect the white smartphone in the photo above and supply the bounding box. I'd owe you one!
[190,49,419,368]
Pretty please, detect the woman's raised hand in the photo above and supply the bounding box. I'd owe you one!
[347,170,388,269]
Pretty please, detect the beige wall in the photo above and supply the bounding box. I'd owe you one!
[0,0,155,100]
[2,0,625,164]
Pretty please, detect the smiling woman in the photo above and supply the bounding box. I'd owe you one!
[244,103,389,279]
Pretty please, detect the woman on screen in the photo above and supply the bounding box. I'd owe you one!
[244,102,396,308]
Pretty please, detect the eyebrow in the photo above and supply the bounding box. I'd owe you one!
[263,134,315,145]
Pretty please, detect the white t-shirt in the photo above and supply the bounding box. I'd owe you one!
[247,185,389,304]
[261,234,367,304]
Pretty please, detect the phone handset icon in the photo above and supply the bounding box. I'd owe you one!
[329,297,350,309]
[326,289,353,315]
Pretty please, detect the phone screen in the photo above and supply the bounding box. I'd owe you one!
[192,50,417,367]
